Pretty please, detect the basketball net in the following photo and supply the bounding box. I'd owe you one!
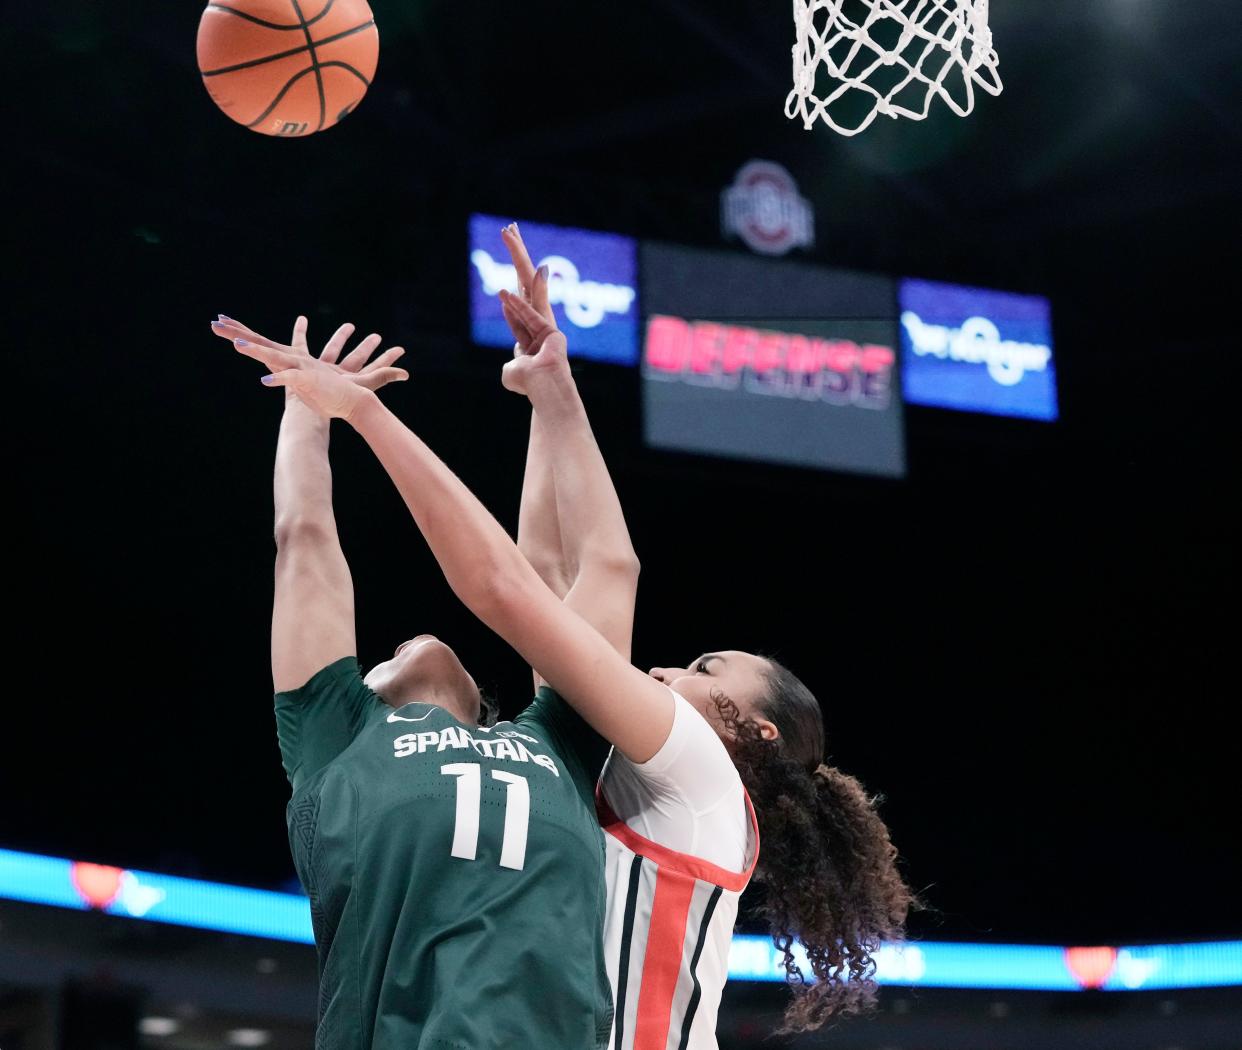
[785,0,1003,136]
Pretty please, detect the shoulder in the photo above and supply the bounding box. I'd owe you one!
[603,690,742,807]
[275,656,368,704]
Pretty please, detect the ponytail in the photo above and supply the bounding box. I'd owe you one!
[715,662,916,1032]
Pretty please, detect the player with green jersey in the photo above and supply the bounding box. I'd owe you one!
[214,312,613,1049]
[277,664,611,1048]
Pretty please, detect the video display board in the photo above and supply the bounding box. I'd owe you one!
[469,214,639,365]
[899,278,1057,421]
[641,244,905,477]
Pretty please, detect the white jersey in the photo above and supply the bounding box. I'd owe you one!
[596,691,759,1050]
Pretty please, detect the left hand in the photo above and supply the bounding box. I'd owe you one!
[212,315,409,392]
[232,335,380,421]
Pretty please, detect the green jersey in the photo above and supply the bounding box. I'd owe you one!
[275,657,613,1050]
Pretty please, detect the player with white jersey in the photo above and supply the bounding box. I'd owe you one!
[233,225,917,1041]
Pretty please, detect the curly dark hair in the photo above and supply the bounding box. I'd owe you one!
[715,658,917,1033]
[476,688,499,728]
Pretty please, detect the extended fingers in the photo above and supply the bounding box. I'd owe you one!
[210,318,287,350]
[501,289,554,336]
[531,264,551,320]
[499,293,533,349]
[353,366,409,390]
[501,223,538,298]
[233,338,300,372]
[320,322,356,365]
[360,346,406,372]
[291,315,309,351]
[339,332,384,372]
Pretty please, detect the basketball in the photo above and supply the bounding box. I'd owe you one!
[196,0,379,137]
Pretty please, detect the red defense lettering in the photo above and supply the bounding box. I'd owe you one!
[822,340,860,374]
[754,330,784,374]
[645,315,691,373]
[785,334,818,375]
[860,344,896,374]
[690,322,726,375]
[721,325,756,375]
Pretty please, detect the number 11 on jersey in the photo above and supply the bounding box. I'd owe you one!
[441,763,531,871]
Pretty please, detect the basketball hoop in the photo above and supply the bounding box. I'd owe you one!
[785,0,1003,137]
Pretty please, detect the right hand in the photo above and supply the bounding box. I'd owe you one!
[211,315,409,392]
[498,289,570,397]
[497,224,572,397]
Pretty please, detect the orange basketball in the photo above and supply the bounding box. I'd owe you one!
[197,0,379,137]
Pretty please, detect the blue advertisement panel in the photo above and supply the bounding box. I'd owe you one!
[469,214,639,365]
[899,278,1058,421]
[641,243,904,478]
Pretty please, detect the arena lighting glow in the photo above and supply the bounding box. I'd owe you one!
[3,848,1241,992]
[468,214,639,365]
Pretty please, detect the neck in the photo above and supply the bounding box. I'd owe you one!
[391,679,469,723]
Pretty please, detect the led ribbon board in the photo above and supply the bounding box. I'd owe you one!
[641,243,905,477]
[469,214,639,366]
[3,849,1241,991]
[899,278,1058,421]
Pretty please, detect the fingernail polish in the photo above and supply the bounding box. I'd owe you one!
[211,320,223,327]
[537,264,549,281]
[235,339,249,347]
[261,375,275,385]
[218,314,232,321]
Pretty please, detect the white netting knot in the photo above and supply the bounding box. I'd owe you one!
[785,0,1004,137]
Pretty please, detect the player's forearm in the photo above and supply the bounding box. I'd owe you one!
[274,395,335,536]
[527,371,639,573]
[347,393,536,615]
[517,412,572,597]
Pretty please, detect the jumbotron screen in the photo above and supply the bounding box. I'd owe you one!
[641,244,905,477]
[899,278,1058,421]
[469,214,639,365]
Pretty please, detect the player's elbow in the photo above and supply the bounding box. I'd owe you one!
[467,560,544,636]
[578,544,641,583]
[274,516,337,550]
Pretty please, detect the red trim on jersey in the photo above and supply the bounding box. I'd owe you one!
[632,868,696,1050]
[595,786,760,893]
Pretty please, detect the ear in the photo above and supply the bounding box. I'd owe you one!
[754,717,780,742]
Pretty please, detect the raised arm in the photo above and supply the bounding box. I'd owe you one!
[233,345,675,762]
[499,226,640,666]
[214,316,406,691]
[271,388,354,692]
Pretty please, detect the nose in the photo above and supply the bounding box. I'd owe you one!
[649,667,669,683]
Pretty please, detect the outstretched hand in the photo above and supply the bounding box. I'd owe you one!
[218,314,406,420]
[497,224,571,397]
[211,315,409,393]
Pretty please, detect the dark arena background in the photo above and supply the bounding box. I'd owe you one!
[3,2,1240,1048]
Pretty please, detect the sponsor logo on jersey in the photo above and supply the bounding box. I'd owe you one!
[392,725,560,776]
[387,707,436,723]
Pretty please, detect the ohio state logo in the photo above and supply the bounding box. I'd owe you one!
[721,160,814,256]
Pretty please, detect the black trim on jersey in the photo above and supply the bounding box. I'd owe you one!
[676,885,724,1050]
[612,854,645,1050]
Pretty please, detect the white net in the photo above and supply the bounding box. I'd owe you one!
[785,0,1003,136]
